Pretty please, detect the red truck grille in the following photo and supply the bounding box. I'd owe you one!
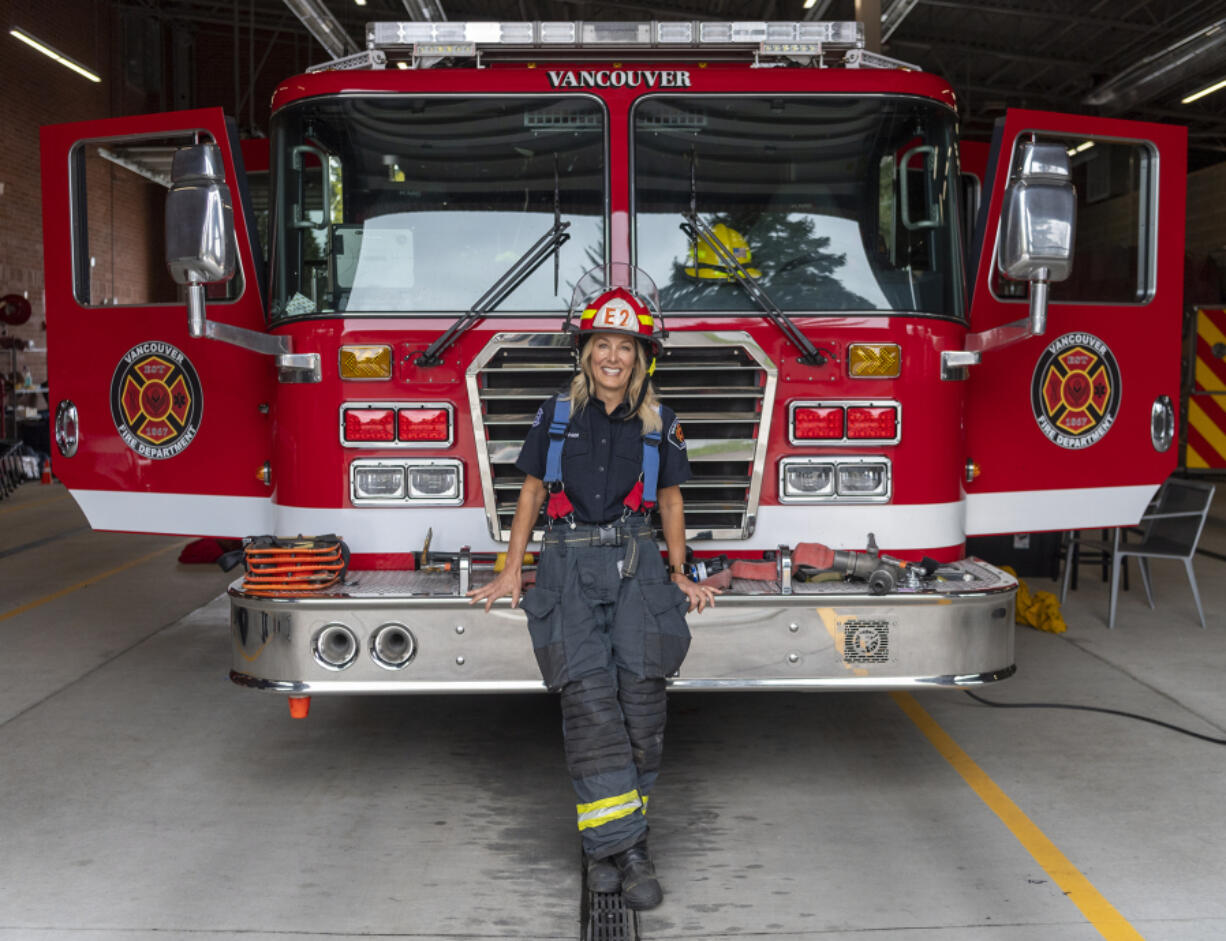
[468,332,776,541]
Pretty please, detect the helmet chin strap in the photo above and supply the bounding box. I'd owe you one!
[624,378,650,419]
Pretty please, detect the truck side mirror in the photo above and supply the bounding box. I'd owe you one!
[165,143,236,337]
[997,140,1075,336]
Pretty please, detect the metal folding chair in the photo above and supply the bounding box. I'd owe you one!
[1108,479,1216,629]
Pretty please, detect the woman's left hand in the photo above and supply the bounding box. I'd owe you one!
[671,572,721,613]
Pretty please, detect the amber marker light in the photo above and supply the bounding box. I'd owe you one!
[339,345,392,380]
[848,343,901,378]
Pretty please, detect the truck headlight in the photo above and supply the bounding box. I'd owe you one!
[353,465,405,499]
[837,462,888,495]
[351,458,463,505]
[408,464,459,499]
[779,457,891,503]
[782,462,835,497]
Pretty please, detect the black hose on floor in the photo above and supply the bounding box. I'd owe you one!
[962,690,1226,745]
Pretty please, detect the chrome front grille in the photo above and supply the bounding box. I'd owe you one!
[467,332,776,541]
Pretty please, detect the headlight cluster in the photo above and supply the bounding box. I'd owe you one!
[351,458,463,505]
[779,457,891,503]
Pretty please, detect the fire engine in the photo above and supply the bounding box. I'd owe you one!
[40,20,1186,713]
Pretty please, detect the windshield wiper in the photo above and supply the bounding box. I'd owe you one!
[680,211,826,367]
[414,220,571,367]
[415,155,572,368]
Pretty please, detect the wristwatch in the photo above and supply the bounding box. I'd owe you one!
[668,564,687,577]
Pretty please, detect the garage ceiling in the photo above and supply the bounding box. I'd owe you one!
[122,0,1226,168]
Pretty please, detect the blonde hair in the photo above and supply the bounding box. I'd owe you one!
[569,338,662,434]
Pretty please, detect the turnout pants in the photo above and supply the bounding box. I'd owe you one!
[520,519,691,859]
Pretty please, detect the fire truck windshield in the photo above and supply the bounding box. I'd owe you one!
[634,96,965,319]
[268,96,605,318]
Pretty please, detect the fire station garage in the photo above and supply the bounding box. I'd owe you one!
[3,1,1226,939]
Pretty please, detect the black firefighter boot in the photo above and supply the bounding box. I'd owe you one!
[613,841,663,910]
[585,854,622,893]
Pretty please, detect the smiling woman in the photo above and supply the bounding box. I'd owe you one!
[466,266,719,910]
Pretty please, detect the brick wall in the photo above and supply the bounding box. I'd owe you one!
[0,0,114,386]
[0,0,301,393]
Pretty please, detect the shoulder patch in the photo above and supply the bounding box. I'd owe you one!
[668,418,687,451]
[531,406,544,428]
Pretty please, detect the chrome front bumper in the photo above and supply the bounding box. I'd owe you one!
[229,559,1017,693]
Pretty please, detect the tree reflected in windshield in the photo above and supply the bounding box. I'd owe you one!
[635,96,964,317]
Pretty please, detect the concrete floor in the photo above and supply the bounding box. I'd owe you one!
[2,481,1225,941]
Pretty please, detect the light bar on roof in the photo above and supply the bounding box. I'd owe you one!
[581,22,651,44]
[366,20,864,51]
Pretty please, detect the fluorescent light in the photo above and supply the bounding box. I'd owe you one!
[1182,76,1226,104]
[9,27,101,83]
[355,0,366,5]
[803,0,818,7]
[1066,140,1095,156]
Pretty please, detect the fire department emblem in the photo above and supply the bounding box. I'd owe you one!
[1030,332,1121,449]
[110,342,203,459]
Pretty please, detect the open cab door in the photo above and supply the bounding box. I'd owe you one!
[963,109,1186,535]
[41,108,274,537]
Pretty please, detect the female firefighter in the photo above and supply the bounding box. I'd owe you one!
[468,268,719,910]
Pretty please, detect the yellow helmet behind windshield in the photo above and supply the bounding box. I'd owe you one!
[684,223,761,280]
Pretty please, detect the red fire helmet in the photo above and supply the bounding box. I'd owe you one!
[566,265,665,358]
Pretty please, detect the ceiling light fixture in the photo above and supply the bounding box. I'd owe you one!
[9,27,100,83]
[1182,76,1226,104]
[1084,16,1226,112]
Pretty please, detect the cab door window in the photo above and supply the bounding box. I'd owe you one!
[71,133,243,307]
[992,137,1156,304]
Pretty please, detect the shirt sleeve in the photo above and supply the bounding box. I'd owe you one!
[657,404,692,489]
[514,395,555,480]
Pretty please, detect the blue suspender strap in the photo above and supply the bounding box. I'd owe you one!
[544,396,570,486]
[640,411,663,505]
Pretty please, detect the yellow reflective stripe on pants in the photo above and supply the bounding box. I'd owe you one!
[576,790,642,831]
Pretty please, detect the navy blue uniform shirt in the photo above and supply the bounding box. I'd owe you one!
[516,392,691,524]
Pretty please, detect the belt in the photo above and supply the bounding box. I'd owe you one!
[542,521,656,578]
[542,521,653,548]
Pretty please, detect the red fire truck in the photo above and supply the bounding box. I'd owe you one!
[40,20,1185,711]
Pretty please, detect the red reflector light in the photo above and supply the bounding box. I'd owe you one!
[794,406,844,439]
[344,409,395,442]
[846,406,897,439]
[399,408,449,442]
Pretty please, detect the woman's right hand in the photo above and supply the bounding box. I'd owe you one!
[467,568,523,613]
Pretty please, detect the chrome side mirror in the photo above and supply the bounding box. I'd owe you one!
[165,143,235,337]
[998,140,1076,336]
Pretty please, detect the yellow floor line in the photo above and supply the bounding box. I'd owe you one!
[0,493,70,517]
[0,542,181,623]
[890,691,1145,941]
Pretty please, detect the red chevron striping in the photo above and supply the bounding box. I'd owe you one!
[1195,390,1226,430]
[1187,423,1226,469]
[1195,334,1226,392]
